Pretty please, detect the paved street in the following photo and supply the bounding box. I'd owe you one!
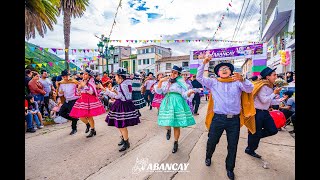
[25,99,295,180]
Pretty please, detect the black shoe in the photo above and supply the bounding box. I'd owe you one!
[289,130,295,134]
[119,139,130,152]
[227,170,235,180]
[118,136,125,146]
[172,141,178,153]
[86,129,96,138]
[205,158,211,166]
[166,129,171,140]
[149,106,152,110]
[26,128,36,133]
[85,123,90,133]
[70,129,77,135]
[245,149,262,158]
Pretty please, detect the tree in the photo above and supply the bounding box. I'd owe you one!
[25,0,60,40]
[58,0,89,70]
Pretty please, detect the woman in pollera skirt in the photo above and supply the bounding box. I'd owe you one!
[131,72,146,116]
[151,72,165,113]
[102,68,140,152]
[155,65,196,153]
[69,69,106,138]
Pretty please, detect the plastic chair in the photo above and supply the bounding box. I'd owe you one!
[284,112,295,128]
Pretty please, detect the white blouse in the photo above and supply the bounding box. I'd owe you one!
[103,79,133,101]
[155,81,194,101]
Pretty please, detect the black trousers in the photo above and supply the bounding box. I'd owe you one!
[59,99,78,130]
[206,114,240,171]
[40,96,50,116]
[144,90,154,109]
[192,93,201,113]
[247,109,278,152]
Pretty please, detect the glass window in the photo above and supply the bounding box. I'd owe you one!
[182,62,188,67]
[143,59,146,64]
[151,69,154,73]
[151,58,155,64]
[151,48,155,53]
[138,60,141,65]
[158,49,161,54]
[166,63,171,70]
[142,49,146,54]
[146,48,149,53]
[114,56,119,63]
[146,59,150,64]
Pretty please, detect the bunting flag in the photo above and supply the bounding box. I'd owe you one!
[64,49,68,52]
[37,64,42,68]
[55,62,59,65]
[25,65,28,68]
[30,47,35,51]
[42,63,47,67]
[31,64,36,68]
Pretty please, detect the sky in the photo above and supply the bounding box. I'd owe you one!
[27,0,261,67]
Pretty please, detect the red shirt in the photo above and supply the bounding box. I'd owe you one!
[25,99,28,109]
[101,76,111,87]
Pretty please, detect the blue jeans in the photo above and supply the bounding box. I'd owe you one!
[25,112,33,129]
[206,113,240,171]
[247,109,278,152]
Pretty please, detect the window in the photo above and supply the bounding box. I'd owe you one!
[146,48,149,53]
[151,69,154,73]
[166,63,171,70]
[151,48,155,53]
[114,56,119,63]
[142,49,146,54]
[143,59,146,64]
[138,60,141,65]
[146,59,150,64]
[151,58,155,64]
[158,49,161,54]
[182,62,188,67]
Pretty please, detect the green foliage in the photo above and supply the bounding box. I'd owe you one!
[25,41,79,76]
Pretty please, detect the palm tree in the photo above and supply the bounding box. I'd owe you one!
[25,0,60,40]
[58,0,89,70]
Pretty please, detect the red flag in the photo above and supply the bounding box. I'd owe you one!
[229,3,232,7]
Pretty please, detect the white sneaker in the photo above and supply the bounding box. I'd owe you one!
[38,125,44,129]
[33,126,38,130]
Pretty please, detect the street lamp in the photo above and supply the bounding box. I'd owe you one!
[97,41,104,73]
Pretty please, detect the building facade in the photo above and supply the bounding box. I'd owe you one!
[110,46,132,73]
[241,58,253,78]
[156,55,190,74]
[260,0,295,74]
[136,45,172,74]
[120,54,137,74]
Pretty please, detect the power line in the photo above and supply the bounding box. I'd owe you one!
[232,0,252,43]
[108,0,123,39]
[230,0,246,46]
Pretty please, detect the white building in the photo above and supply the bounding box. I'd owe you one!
[156,55,190,74]
[260,0,295,74]
[136,45,172,74]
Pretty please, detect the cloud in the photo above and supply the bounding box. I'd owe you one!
[28,0,261,68]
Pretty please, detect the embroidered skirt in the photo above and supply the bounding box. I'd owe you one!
[151,93,165,108]
[132,91,146,109]
[105,99,141,128]
[158,92,195,127]
[69,93,106,118]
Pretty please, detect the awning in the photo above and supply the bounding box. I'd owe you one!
[261,7,292,41]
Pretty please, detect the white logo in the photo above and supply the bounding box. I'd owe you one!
[132,157,189,174]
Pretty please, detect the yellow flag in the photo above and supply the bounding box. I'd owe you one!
[64,49,69,52]
[37,64,42,68]
[93,56,97,60]
[42,63,47,67]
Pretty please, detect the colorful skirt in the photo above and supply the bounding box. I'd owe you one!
[105,99,141,128]
[158,92,195,127]
[132,91,146,109]
[151,93,165,108]
[70,93,106,118]
[187,99,194,113]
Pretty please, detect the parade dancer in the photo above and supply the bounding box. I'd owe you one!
[155,65,196,153]
[132,72,146,116]
[69,69,106,138]
[197,53,254,180]
[245,67,280,159]
[182,70,194,113]
[143,72,156,110]
[103,69,140,152]
[57,70,81,135]
[151,72,165,113]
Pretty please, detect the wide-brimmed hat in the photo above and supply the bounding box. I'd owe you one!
[260,67,277,78]
[172,65,182,73]
[214,62,234,76]
[147,72,154,76]
[85,69,95,77]
[61,69,70,76]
